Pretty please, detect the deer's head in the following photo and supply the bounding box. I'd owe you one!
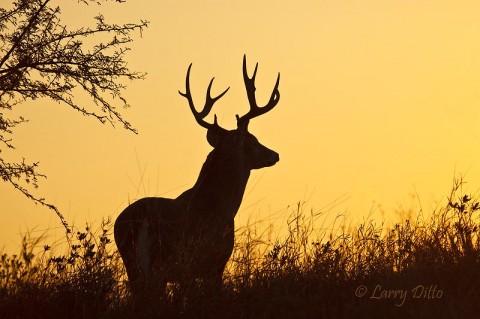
[179,55,280,171]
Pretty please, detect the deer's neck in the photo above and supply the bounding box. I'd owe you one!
[178,149,250,219]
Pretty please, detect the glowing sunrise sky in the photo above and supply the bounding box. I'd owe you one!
[2,0,480,251]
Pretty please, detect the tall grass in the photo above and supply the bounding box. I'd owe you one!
[1,178,480,318]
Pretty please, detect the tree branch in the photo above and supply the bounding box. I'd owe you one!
[0,0,148,231]
[0,0,51,69]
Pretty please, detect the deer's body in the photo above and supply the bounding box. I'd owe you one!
[114,55,280,290]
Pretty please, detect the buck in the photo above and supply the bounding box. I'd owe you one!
[114,55,280,291]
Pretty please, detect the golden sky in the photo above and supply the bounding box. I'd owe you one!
[2,0,480,251]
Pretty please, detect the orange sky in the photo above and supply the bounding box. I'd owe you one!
[2,0,480,252]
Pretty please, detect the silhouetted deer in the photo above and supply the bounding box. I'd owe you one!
[114,55,280,292]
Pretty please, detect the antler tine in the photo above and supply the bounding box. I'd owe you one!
[238,54,281,126]
[179,63,229,130]
[203,77,230,118]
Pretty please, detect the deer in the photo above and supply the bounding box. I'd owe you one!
[114,55,280,293]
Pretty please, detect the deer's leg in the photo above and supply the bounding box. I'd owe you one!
[200,262,226,295]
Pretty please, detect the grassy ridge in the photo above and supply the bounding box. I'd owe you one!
[1,179,480,318]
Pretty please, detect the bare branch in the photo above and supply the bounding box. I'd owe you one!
[0,0,51,69]
[0,0,148,230]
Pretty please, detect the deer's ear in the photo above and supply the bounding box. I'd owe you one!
[207,127,225,147]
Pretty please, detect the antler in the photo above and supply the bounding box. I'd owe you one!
[179,63,230,130]
[236,55,280,128]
